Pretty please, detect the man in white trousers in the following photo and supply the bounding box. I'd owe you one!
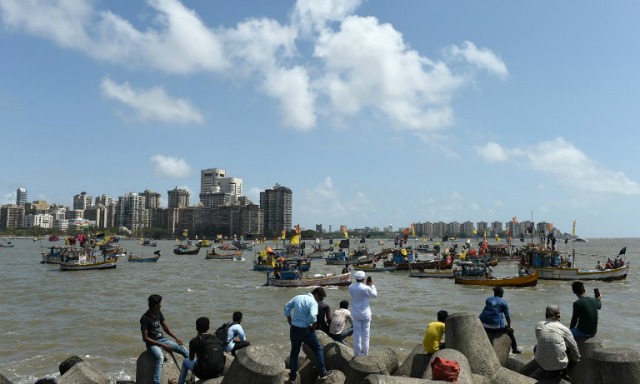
[348,270,378,356]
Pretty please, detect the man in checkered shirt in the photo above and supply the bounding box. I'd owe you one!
[534,305,581,380]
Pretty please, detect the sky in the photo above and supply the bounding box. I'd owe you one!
[1,0,639,238]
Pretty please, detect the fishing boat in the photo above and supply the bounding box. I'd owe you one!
[205,248,242,260]
[453,262,538,287]
[409,269,454,279]
[306,246,326,259]
[60,253,118,271]
[138,238,158,247]
[128,250,161,263]
[264,271,351,287]
[196,239,212,248]
[522,248,629,281]
[173,244,201,255]
[48,235,60,242]
[353,264,396,273]
[0,240,15,248]
[41,246,68,264]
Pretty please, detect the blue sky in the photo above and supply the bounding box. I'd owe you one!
[1,0,639,237]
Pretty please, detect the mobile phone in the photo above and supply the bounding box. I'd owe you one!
[366,276,372,284]
[594,288,600,297]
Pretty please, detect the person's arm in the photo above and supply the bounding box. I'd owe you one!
[326,305,332,323]
[502,303,512,328]
[309,299,318,330]
[595,296,602,310]
[368,285,378,298]
[285,299,294,325]
[161,320,183,345]
[141,329,173,352]
[236,325,247,342]
[188,339,196,360]
[569,302,578,329]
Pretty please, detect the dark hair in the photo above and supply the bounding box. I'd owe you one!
[572,281,585,295]
[196,317,210,333]
[339,300,349,309]
[493,287,504,296]
[312,287,326,300]
[233,311,243,323]
[148,294,162,308]
[437,310,448,322]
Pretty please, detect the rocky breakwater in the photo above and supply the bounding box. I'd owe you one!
[6,311,640,384]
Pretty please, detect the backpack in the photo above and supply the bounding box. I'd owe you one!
[195,333,226,377]
[431,356,460,382]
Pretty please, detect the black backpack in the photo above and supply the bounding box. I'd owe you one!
[196,332,226,377]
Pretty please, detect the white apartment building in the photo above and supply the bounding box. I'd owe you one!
[23,213,54,229]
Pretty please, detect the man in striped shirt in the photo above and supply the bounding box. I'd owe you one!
[534,305,580,380]
[284,288,333,383]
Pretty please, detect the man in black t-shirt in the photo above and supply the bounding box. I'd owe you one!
[140,294,189,384]
[169,317,221,384]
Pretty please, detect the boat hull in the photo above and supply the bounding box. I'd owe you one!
[173,248,201,255]
[265,273,351,287]
[454,271,539,287]
[409,270,454,279]
[60,259,118,271]
[127,256,160,262]
[534,266,628,281]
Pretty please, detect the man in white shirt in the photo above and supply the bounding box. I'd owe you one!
[348,271,378,356]
[534,305,580,380]
[329,300,353,343]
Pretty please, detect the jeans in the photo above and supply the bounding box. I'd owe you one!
[570,327,594,339]
[484,327,518,352]
[178,358,196,384]
[146,338,189,384]
[288,326,326,380]
[353,319,371,356]
[329,327,353,343]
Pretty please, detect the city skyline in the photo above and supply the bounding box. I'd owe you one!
[2,1,639,237]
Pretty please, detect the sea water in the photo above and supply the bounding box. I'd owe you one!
[0,237,638,382]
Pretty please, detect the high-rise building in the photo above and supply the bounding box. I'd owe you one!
[73,191,93,210]
[0,205,25,229]
[167,187,190,209]
[116,192,148,231]
[200,168,226,194]
[218,177,242,196]
[141,189,161,209]
[260,183,292,236]
[95,194,113,206]
[16,188,27,207]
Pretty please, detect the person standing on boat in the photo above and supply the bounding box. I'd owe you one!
[479,287,523,354]
[569,281,601,339]
[140,294,189,384]
[284,287,333,383]
[349,271,378,356]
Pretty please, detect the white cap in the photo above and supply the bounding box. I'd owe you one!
[354,270,366,280]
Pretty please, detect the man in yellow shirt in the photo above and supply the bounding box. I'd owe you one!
[423,310,448,353]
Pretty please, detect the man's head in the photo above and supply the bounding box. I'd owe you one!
[311,287,326,302]
[196,317,210,333]
[545,305,561,320]
[571,281,585,296]
[493,287,504,297]
[233,311,243,323]
[148,294,162,309]
[339,300,349,309]
[437,310,448,323]
[354,270,366,281]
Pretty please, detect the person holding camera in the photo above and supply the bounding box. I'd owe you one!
[349,271,378,356]
[569,281,602,339]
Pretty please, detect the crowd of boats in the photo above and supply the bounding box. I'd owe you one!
[4,233,630,285]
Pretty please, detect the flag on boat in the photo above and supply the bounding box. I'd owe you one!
[512,216,518,224]
[295,224,300,235]
[619,247,626,255]
[281,229,286,240]
[182,229,188,238]
[572,220,576,236]
[339,239,350,249]
[411,223,416,236]
[290,234,300,245]
[403,227,410,236]
[341,225,348,238]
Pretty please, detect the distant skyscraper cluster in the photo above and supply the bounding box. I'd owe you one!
[0,168,293,238]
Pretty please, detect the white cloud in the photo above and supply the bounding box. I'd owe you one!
[2,191,16,205]
[1,0,507,134]
[445,41,509,80]
[477,138,640,195]
[298,176,375,221]
[100,77,204,124]
[150,155,191,178]
[476,142,510,163]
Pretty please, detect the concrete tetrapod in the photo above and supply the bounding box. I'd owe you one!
[59,361,110,384]
[135,351,181,384]
[569,336,603,384]
[423,349,473,384]
[393,343,430,378]
[221,345,285,384]
[583,347,640,384]
[345,348,398,384]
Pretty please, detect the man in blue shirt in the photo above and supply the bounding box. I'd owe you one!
[479,287,523,354]
[284,287,333,383]
[225,311,250,356]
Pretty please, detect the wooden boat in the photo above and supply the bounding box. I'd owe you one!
[533,265,628,281]
[48,235,60,242]
[306,247,326,259]
[60,254,118,271]
[409,270,454,279]
[353,264,396,273]
[264,272,351,287]
[128,251,161,262]
[0,241,15,248]
[205,249,242,260]
[454,271,538,287]
[41,246,68,264]
[138,239,158,247]
[173,244,201,255]
[196,239,212,248]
